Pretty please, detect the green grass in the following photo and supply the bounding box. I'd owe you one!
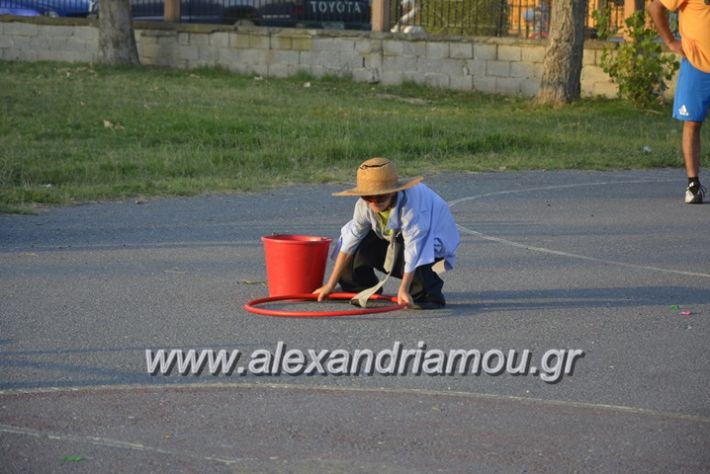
[0,60,702,212]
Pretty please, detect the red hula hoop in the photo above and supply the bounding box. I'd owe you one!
[243,292,407,317]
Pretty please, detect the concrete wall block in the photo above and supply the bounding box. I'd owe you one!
[271,34,292,50]
[152,49,177,66]
[177,31,190,45]
[35,48,56,60]
[583,48,604,66]
[355,38,382,54]
[39,25,71,40]
[487,60,510,77]
[217,47,241,66]
[521,45,545,63]
[401,70,426,85]
[581,65,609,83]
[582,80,617,98]
[310,64,327,77]
[233,33,251,49]
[465,58,487,76]
[426,41,449,59]
[298,50,315,66]
[267,49,300,66]
[249,63,269,77]
[223,59,248,74]
[449,74,473,91]
[473,75,497,94]
[316,50,344,68]
[157,32,179,45]
[189,33,210,46]
[249,34,270,49]
[269,64,301,77]
[406,40,427,56]
[3,21,39,37]
[449,42,473,59]
[382,54,417,72]
[510,61,541,79]
[315,37,353,52]
[519,78,540,97]
[417,57,445,73]
[28,36,51,51]
[421,57,465,77]
[0,35,13,48]
[363,52,382,69]
[66,36,93,53]
[381,69,403,85]
[351,66,380,83]
[473,43,496,60]
[137,43,156,60]
[498,45,521,62]
[210,32,230,48]
[440,58,466,77]
[291,36,313,51]
[177,45,200,62]
[79,26,98,41]
[136,32,158,48]
[383,39,406,56]
[496,77,523,95]
[268,63,299,78]
[60,50,94,63]
[425,72,450,88]
[14,49,38,61]
[236,48,260,65]
[196,46,218,63]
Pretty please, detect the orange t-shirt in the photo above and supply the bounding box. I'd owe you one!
[660,0,710,73]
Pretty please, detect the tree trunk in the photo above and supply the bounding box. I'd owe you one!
[98,0,139,65]
[537,0,587,105]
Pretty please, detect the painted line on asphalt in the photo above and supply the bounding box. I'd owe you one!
[0,240,261,252]
[449,179,710,279]
[0,423,251,466]
[1,381,709,425]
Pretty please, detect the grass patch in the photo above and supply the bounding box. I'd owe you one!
[1,60,702,212]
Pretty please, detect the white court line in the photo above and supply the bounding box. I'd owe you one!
[1,382,709,424]
[449,179,710,279]
[0,423,250,466]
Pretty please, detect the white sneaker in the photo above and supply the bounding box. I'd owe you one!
[685,183,706,204]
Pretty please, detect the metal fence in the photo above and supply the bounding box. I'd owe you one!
[390,0,628,37]
[2,0,668,38]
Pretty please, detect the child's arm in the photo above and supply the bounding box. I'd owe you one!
[397,271,414,307]
[313,251,352,301]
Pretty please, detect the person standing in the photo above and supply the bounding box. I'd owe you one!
[649,0,710,203]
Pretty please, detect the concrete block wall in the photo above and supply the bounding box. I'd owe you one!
[0,16,631,98]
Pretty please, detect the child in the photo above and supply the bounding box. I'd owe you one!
[313,157,460,309]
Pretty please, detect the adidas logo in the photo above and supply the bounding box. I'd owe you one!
[678,105,689,116]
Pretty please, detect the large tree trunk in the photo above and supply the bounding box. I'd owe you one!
[537,0,587,105]
[98,0,139,65]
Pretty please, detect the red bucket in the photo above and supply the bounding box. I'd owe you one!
[261,234,332,297]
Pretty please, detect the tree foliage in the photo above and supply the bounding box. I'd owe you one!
[599,12,679,108]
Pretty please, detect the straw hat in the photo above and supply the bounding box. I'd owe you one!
[333,158,423,197]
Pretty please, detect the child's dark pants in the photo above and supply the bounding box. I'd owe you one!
[338,230,446,306]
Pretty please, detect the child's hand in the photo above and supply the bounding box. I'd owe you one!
[313,283,335,302]
[397,288,413,308]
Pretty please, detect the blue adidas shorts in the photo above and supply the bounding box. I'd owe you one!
[673,58,710,123]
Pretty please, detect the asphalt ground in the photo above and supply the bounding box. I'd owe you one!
[1,169,709,473]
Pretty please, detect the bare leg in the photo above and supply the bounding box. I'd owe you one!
[682,121,702,178]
